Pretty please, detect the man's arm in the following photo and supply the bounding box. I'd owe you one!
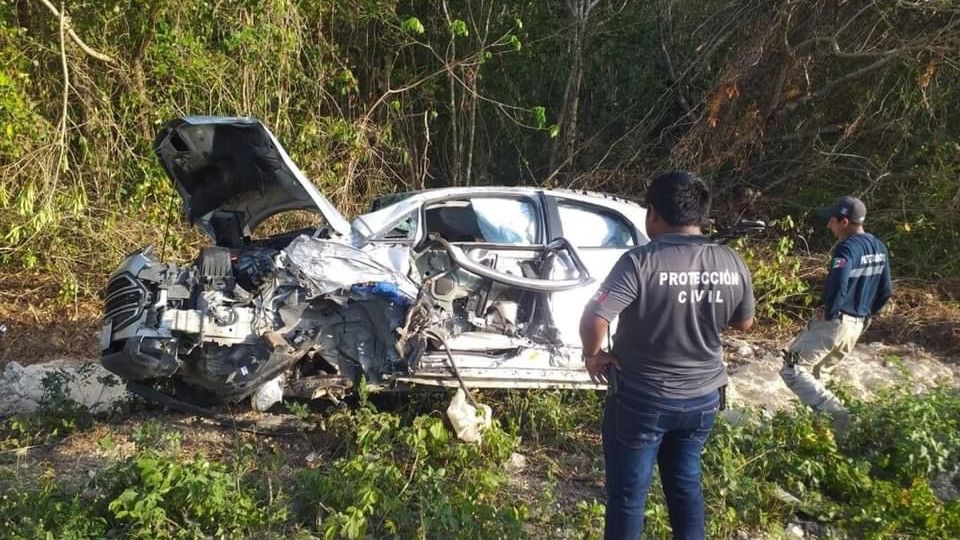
[729,254,756,332]
[821,245,853,320]
[579,313,609,359]
[579,313,618,384]
[579,253,639,383]
[729,317,754,332]
[871,249,892,315]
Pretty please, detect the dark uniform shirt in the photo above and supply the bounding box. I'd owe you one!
[586,234,754,399]
[821,232,892,320]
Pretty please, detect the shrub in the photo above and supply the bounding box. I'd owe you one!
[295,405,524,539]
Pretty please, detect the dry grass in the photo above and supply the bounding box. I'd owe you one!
[870,279,960,357]
[0,271,102,365]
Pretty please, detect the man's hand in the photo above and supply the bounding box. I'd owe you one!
[585,351,620,385]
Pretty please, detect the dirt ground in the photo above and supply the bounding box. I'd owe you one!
[0,271,103,364]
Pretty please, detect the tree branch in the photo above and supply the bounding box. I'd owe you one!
[657,0,694,119]
[791,35,921,59]
[782,53,903,113]
[34,0,116,63]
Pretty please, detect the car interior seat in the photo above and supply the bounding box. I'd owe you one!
[426,204,485,242]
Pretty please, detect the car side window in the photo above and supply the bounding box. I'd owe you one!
[371,211,419,242]
[425,197,539,245]
[557,201,635,247]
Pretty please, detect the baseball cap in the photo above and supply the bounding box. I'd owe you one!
[818,195,866,224]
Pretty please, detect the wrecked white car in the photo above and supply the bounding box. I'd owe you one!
[101,116,748,411]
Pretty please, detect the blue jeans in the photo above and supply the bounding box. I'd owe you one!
[602,387,720,540]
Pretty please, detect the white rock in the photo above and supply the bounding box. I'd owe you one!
[506,452,527,474]
[774,486,802,505]
[785,523,805,539]
[931,468,960,502]
[724,341,958,415]
[0,360,129,417]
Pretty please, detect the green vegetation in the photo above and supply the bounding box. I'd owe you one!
[1,0,958,302]
[2,381,959,538]
[733,215,814,324]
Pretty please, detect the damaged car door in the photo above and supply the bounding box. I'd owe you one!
[391,192,599,390]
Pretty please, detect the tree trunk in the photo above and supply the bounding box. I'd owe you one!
[549,0,599,177]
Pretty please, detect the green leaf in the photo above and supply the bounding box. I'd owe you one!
[531,106,546,128]
[429,419,448,442]
[402,16,425,35]
[509,35,522,51]
[548,124,560,138]
[450,19,469,37]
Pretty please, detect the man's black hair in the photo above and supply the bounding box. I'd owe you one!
[645,171,711,226]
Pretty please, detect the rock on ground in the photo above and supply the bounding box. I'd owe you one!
[0,360,129,417]
[725,341,959,413]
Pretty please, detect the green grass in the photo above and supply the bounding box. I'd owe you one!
[2,383,959,539]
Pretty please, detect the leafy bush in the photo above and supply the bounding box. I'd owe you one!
[733,216,815,325]
[846,386,960,482]
[698,388,960,539]
[295,405,524,539]
[0,483,108,540]
[495,389,603,451]
[2,368,95,452]
[106,452,285,539]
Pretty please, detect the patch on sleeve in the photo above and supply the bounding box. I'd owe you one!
[830,257,847,269]
[591,289,609,304]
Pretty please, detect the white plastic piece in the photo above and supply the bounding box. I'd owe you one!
[445,387,492,443]
[251,373,284,412]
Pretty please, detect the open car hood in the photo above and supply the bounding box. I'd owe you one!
[154,117,351,241]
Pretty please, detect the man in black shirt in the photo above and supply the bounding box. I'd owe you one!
[580,172,755,540]
[781,195,892,435]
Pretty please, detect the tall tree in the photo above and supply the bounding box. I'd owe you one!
[549,0,602,176]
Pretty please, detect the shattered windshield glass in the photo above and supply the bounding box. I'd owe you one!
[373,211,419,241]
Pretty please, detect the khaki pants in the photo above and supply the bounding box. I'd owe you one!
[780,315,865,417]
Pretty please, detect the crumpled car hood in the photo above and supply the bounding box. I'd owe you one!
[154,116,351,240]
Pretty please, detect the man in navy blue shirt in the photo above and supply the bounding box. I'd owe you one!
[781,195,892,435]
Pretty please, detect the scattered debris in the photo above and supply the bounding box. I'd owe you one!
[446,387,492,443]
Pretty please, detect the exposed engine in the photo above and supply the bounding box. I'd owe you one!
[102,228,591,412]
